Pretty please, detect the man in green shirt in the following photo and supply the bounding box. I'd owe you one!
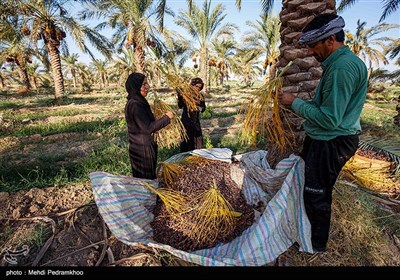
[279,13,368,253]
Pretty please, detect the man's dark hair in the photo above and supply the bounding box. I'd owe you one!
[303,13,345,42]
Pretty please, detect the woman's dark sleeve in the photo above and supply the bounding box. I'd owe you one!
[199,99,206,113]
[133,105,171,134]
[177,90,185,109]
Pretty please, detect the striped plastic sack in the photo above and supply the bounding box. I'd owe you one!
[90,148,312,266]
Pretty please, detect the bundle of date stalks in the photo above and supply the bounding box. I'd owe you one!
[151,156,254,251]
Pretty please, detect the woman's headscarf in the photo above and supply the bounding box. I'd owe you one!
[126,72,146,101]
[190,77,204,91]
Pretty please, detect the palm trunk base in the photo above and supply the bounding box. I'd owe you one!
[394,95,400,126]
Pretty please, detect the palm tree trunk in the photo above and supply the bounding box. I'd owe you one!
[219,69,224,86]
[277,0,336,153]
[72,72,77,88]
[134,32,145,73]
[46,43,64,102]
[134,46,145,73]
[269,61,277,78]
[394,95,400,126]
[16,64,31,91]
[101,75,106,88]
[200,47,208,94]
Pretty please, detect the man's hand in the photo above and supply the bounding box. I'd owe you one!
[278,91,296,106]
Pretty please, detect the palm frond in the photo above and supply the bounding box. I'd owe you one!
[359,136,400,175]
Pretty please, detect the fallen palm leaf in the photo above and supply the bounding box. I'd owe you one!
[342,155,400,196]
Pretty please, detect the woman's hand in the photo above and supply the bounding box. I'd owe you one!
[165,111,174,119]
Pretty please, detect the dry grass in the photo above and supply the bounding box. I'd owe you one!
[282,183,400,266]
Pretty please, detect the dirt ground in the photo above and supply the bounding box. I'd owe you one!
[0,184,186,267]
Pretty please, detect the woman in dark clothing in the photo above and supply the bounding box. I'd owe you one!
[125,72,173,179]
[177,77,206,153]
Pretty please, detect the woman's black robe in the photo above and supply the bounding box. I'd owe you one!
[125,77,170,179]
[178,94,206,152]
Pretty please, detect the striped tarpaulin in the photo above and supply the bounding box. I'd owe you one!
[90,148,312,266]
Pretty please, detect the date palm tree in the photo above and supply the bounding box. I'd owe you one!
[242,13,280,79]
[210,38,237,86]
[345,20,398,76]
[384,38,400,125]
[62,53,79,88]
[385,38,400,65]
[81,0,172,74]
[338,0,399,22]
[12,0,112,103]
[90,59,109,88]
[0,13,34,91]
[110,48,136,86]
[27,62,42,89]
[231,48,263,87]
[145,29,191,88]
[175,0,238,93]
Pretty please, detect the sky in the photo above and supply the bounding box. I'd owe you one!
[67,0,400,71]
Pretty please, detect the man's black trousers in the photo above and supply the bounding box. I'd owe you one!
[300,134,359,250]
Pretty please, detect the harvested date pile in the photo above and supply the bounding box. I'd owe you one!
[356,149,392,162]
[151,158,254,252]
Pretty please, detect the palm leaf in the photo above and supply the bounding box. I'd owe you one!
[359,136,400,176]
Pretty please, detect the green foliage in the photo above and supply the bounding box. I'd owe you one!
[359,136,400,176]
[0,161,77,192]
[201,106,213,119]
[203,134,213,149]
[158,146,180,162]
[0,101,20,110]
[82,82,93,93]
[40,78,52,89]
[79,143,131,177]
[27,223,51,248]
[214,135,249,154]
[361,105,399,140]
[10,119,118,138]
